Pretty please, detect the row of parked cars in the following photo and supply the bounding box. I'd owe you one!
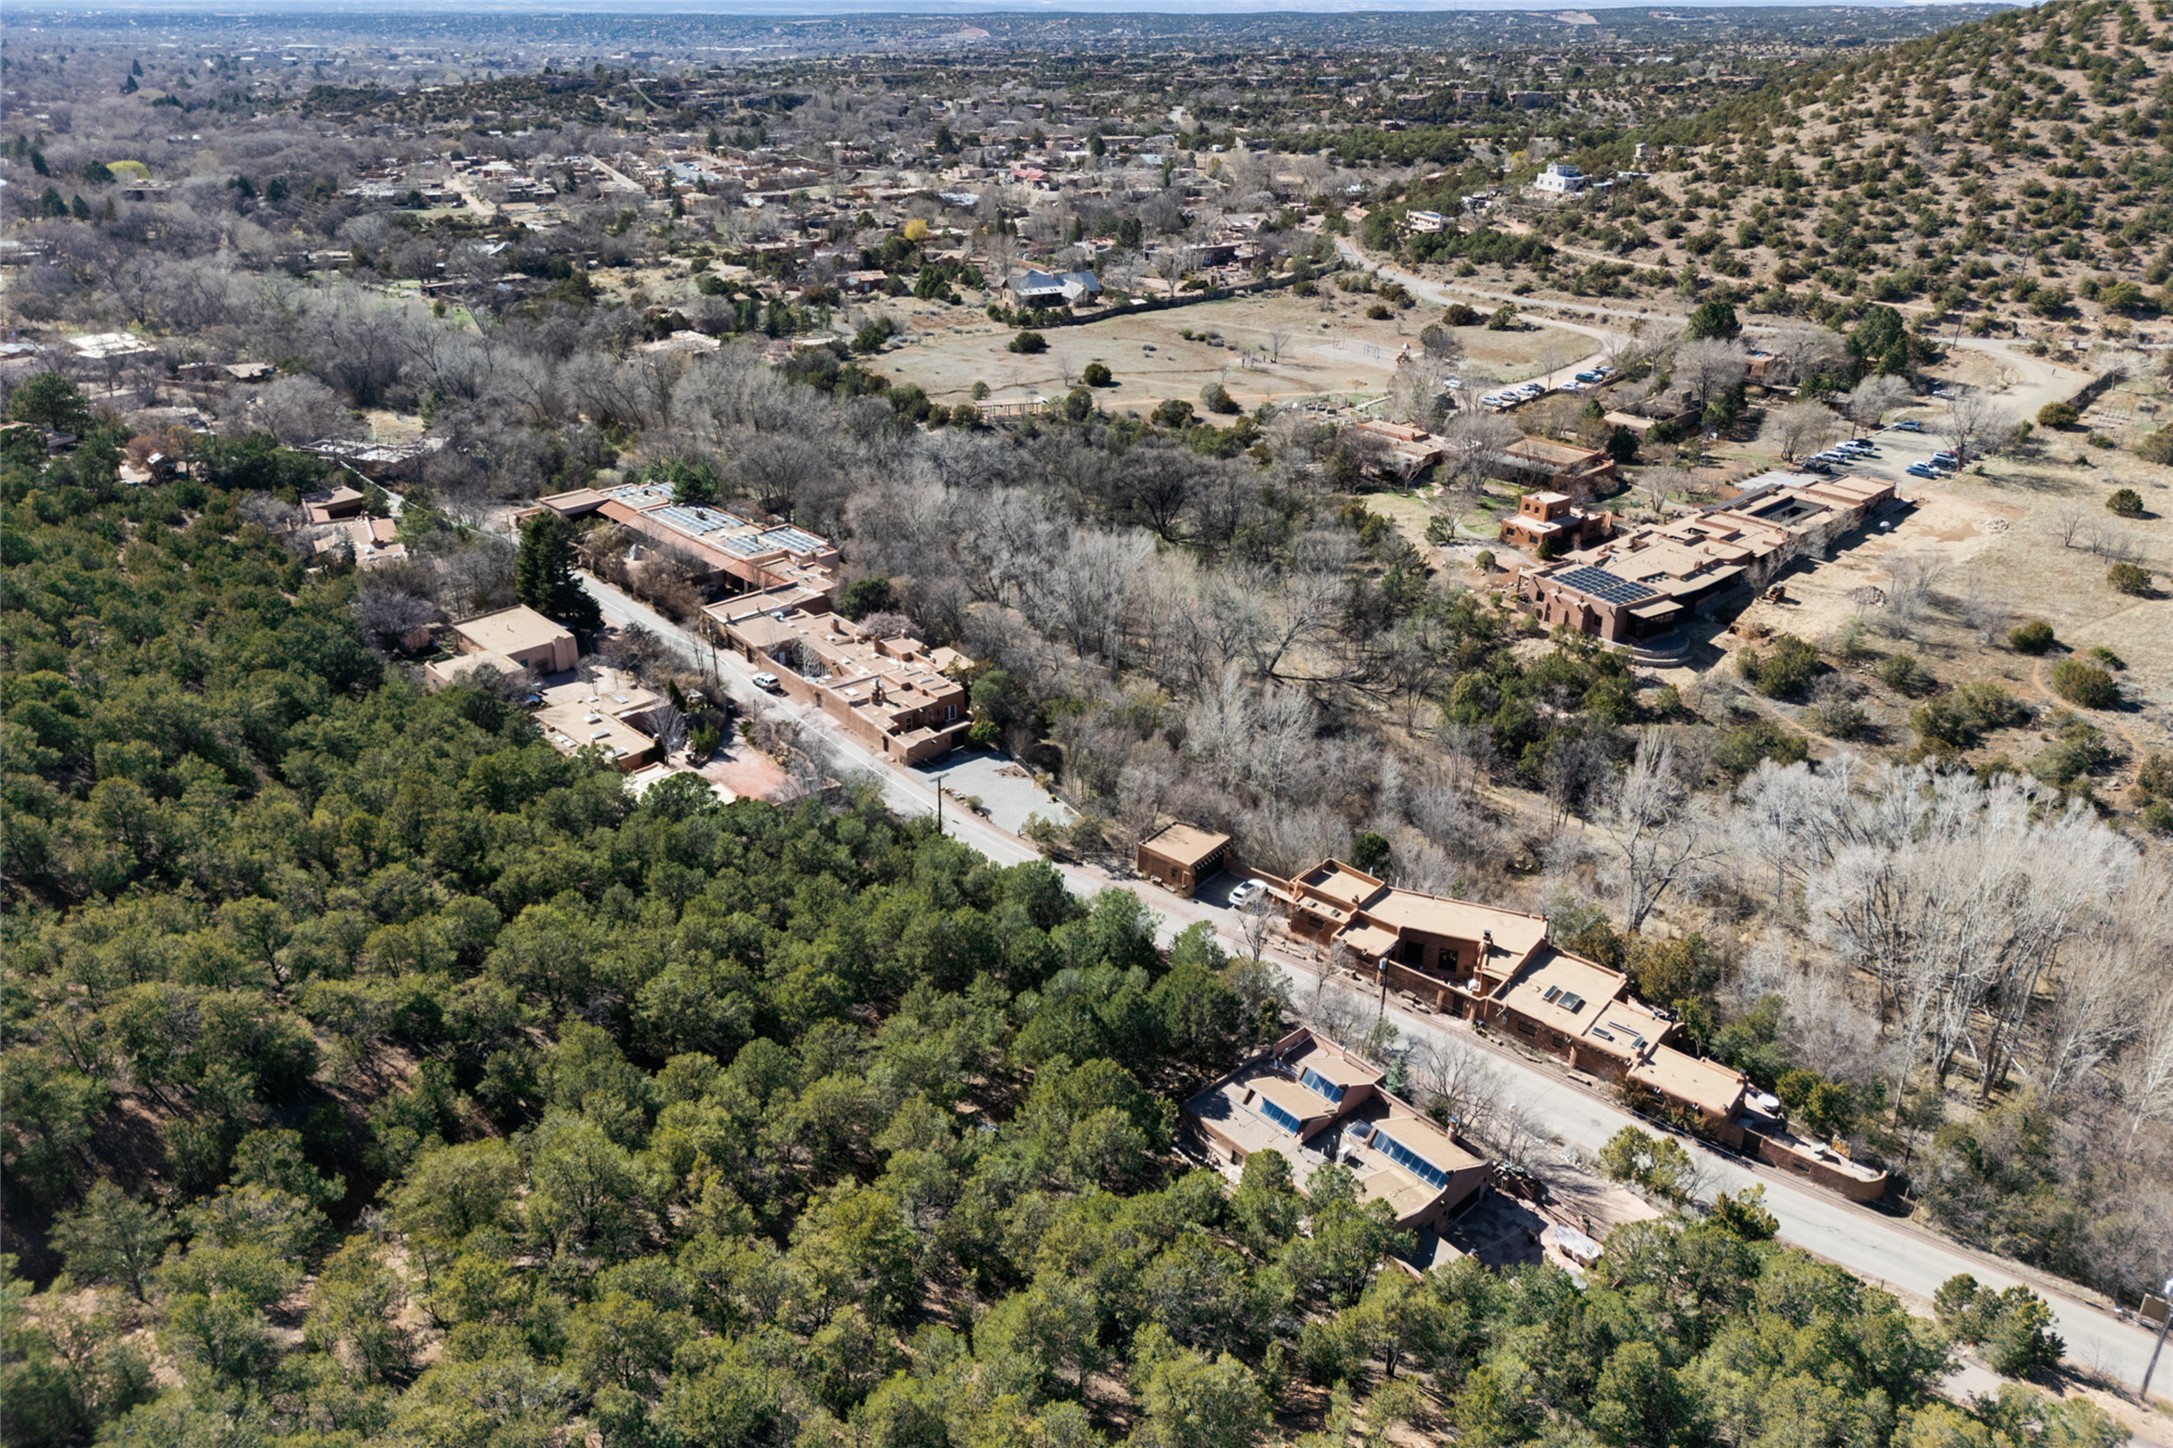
[1479,363,1616,412]
[1802,436,1882,473]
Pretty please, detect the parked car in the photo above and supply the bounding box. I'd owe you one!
[1228,879,1268,909]
[1932,449,1958,462]
[1896,419,1923,432]
[751,672,781,692]
[1574,369,1603,384]
[1906,463,1937,478]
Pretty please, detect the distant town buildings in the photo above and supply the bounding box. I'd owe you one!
[1004,268,1103,307]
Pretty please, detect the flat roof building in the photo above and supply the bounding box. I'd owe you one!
[1277,862,1756,1150]
[1499,490,1614,556]
[1489,438,1617,497]
[707,600,970,765]
[1516,472,1896,644]
[448,606,578,675]
[529,670,668,772]
[1136,821,1233,898]
[302,485,367,525]
[1184,1027,1490,1231]
[528,484,841,604]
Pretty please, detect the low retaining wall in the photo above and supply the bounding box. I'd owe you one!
[1750,1131,1891,1202]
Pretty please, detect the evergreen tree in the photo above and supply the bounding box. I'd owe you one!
[515,512,600,631]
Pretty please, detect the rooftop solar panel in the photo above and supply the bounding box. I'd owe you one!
[653,505,726,537]
[1553,565,1657,606]
[759,526,828,555]
[714,532,771,558]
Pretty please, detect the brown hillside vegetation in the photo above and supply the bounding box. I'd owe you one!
[1631,0,2173,325]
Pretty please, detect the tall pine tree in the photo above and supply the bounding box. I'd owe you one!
[515,513,600,631]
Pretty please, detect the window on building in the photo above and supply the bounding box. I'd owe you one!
[1258,1098,1304,1135]
[1371,1131,1450,1189]
[1299,1066,1345,1104]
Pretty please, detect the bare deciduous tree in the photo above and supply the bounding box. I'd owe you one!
[1600,731,1717,932]
[1940,391,2011,463]
[1438,410,1519,494]
[1673,337,1749,407]
[1880,551,1948,636]
[1842,374,1913,434]
[1768,400,1839,461]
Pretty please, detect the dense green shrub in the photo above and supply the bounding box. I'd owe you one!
[2007,620,2055,655]
[1736,633,1822,700]
[2049,659,2118,709]
[1713,718,1811,779]
[2105,487,2143,517]
[1007,329,1047,354]
[2107,562,2153,596]
[1933,1275,2066,1380]
[1912,682,2028,750]
[1875,653,1936,696]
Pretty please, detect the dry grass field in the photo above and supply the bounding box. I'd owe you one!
[865,288,1588,414]
[1712,443,2173,792]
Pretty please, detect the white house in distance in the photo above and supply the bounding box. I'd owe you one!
[1532,162,1587,196]
[1005,269,1103,307]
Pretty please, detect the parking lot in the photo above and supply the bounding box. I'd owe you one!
[1798,417,1970,491]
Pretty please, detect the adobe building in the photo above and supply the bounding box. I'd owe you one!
[527,483,841,606]
[1136,821,1233,898]
[1497,491,1614,556]
[442,605,578,676]
[1279,861,1763,1154]
[1515,472,1896,645]
[529,670,669,773]
[302,484,368,525]
[1184,1027,1491,1232]
[1350,419,1451,482]
[1489,437,1617,497]
[706,600,971,765]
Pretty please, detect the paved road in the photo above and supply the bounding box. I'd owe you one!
[577,571,2170,1410]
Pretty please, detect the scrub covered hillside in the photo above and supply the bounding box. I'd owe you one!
[1629,0,2173,324]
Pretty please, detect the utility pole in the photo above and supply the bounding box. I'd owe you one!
[934,782,944,834]
[1373,958,1389,1040]
[2141,1276,2173,1406]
